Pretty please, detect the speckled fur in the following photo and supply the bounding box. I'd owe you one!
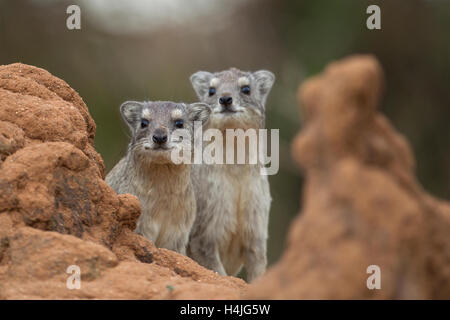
[189,68,275,281]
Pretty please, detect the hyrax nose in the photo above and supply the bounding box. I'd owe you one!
[152,134,167,144]
[219,96,233,107]
[152,128,168,144]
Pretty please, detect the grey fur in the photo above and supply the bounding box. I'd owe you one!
[188,68,275,282]
[106,100,211,254]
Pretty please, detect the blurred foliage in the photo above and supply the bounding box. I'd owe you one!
[1,0,449,271]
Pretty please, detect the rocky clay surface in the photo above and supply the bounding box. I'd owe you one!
[1,56,450,299]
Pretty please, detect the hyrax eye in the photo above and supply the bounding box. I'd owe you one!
[208,87,216,96]
[241,85,251,95]
[174,119,184,128]
[141,119,149,128]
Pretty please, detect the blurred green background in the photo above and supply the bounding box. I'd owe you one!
[1,0,449,272]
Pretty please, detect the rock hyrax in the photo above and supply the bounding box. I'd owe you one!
[188,68,275,281]
[106,100,211,254]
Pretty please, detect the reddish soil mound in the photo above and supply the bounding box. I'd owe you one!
[246,55,450,299]
[0,63,245,299]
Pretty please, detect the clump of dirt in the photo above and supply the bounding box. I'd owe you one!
[246,55,450,299]
[0,63,245,299]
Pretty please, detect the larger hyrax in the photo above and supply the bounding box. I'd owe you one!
[106,100,211,254]
[188,68,275,282]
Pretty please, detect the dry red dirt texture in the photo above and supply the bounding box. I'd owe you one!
[246,55,450,299]
[0,63,246,299]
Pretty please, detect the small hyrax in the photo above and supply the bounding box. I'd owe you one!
[188,68,275,282]
[106,100,211,255]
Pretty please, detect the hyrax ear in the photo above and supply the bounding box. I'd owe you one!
[120,101,143,129]
[190,71,214,99]
[187,102,211,125]
[253,70,275,105]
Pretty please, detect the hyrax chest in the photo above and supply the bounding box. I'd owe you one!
[133,171,196,249]
[209,165,260,237]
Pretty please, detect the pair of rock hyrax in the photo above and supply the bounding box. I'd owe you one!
[106,68,275,282]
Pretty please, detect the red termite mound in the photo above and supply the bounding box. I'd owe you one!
[246,55,450,299]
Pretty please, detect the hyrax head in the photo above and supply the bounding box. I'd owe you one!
[120,100,210,164]
[190,68,275,130]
